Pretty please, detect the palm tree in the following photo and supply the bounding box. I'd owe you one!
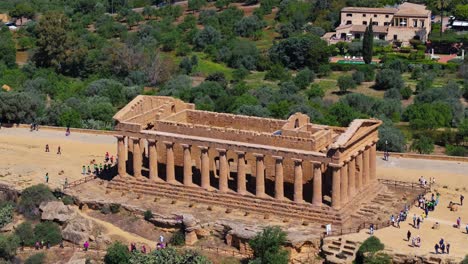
[433,0,451,36]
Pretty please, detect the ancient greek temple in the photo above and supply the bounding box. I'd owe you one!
[110,96,381,226]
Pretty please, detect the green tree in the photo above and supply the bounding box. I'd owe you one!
[362,20,373,64]
[0,203,14,229]
[215,0,230,10]
[461,255,468,264]
[248,226,289,264]
[355,236,384,264]
[0,28,16,67]
[188,0,207,13]
[337,75,356,93]
[18,36,35,51]
[126,11,143,29]
[59,109,82,128]
[235,16,266,38]
[0,92,38,124]
[0,234,18,261]
[455,5,468,20]
[410,136,434,154]
[15,221,35,246]
[377,123,406,152]
[294,68,315,90]
[104,242,131,264]
[9,3,35,25]
[25,253,46,264]
[34,221,62,245]
[129,248,211,263]
[374,69,404,90]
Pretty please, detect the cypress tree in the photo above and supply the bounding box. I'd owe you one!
[362,20,373,64]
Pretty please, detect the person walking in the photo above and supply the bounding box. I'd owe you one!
[87,165,91,175]
[441,243,445,254]
[416,217,421,229]
[84,241,89,251]
[391,215,395,227]
[82,166,86,175]
[64,178,68,188]
[466,223,468,234]
[396,215,401,228]
[461,195,464,206]
[45,173,49,184]
[435,243,439,254]
[457,217,461,228]
[413,214,417,227]
[446,242,450,254]
[369,224,374,235]
[406,230,411,241]
[45,144,50,152]
[57,146,61,155]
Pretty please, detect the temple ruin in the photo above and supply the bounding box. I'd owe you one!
[109,96,382,227]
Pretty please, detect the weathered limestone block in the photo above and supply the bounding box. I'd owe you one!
[62,216,94,245]
[185,231,198,245]
[40,201,75,223]
[182,214,198,229]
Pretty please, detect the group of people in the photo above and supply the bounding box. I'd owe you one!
[45,144,61,155]
[30,123,39,131]
[82,152,116,177]
[434,238,450,254]
[418,176,435,188]
[34,240,51,250]
[128,235,166,254]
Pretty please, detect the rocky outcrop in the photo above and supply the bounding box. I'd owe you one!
[40,201,75,223]
[62,216,94,244]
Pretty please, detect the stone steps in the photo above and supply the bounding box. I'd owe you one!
[322,237,362,264]
[107,177,344,225]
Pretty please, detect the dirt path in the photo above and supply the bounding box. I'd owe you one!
[76,209,155,247]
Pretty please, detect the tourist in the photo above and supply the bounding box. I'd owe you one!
[456,217,461,228]
[105,152,109,162]
[369,224,374,235]
[99,163,103,173]
[159,235,164,243]
[391,215,395,226]
[35,241,40,250]
[66,126,70,136]
[84,241,89,251]
[396,215,401,228]
[20,240,24,251]
[461,194,464,206]
[141,245,147,254]
[64,178,68,188]
[446,242,450,254]
[57,146,61,155]
[466,224,468,234]
[46,241,50,249]
[130,243,137,252]
[434,243,439,254]
[439,238,444,248]
[416,217,421,229]
[82,166,86,175]
[413,214,417,227]
[45,144,50,152]
[45,173,49,184]
[59,240,64,248]
[110,155,114,164]
[440,243,445,254]
[87,165,91,175]
[407,230,411,241]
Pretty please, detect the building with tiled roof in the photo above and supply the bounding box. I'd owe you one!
[323,2,431,46]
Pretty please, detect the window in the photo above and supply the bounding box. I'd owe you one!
[372,21,378,26]
[374,14,377,18]
[355,33,361,39]
[393,34,398,40]
[413,19,418,27]
[379,34,385,40]
[346,20,352,25]
[363,21,368,25]
[421,20,425,27]
[362,14,366,17]
[384,22,390,26]
[385,15,389,18]
[346,13,352,17]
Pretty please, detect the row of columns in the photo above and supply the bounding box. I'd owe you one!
[330,143,377,210]
[116,136,324,206]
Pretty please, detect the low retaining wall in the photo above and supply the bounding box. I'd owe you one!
[15,124,115,136]
[376,151,468,163]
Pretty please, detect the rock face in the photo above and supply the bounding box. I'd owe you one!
[62,216,94,244]
[40,201,75,223]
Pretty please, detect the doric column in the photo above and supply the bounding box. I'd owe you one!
[199,146,210,189]
[148,139,158,181]
[363,146,370,186]
[370,143,377,182]
[132,137,142,178]
[356,152,363,191]
[273,156,284,200]
[217,149,228,193]
[348,157,356,198]
[236,151,247,195]
[116,136,126,177]
[182,144,193,186]
[341,162,348,205]
[164,141,176,184]
[330,164,341,210]
[311,161,322,206]
[293,159,303,203]
[254,153,265,198]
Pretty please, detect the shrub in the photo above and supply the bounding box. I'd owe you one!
[265,64,291,81]
[337,75,356,93]
[104,242,130,264]
[18,184,56,219]
[352,71,365,84]
[0,203,14,229]
[461,255,468,264]
[400,86,412,99]
[306,84,324,98]
[249,226,289,264]
[410,136,434,154]
[15,221,35,246]
[232,67,249,81]
[25,253,46,264]
[293,68,315,90]
[0,234,19,261]
[170,230,185,246]
[34,221,62,246]
[144,210,153,221]
[109,203,121,214]
[374,69,404,90]
[62,196,74,206]
[355,236,385,264]
[445,145,467,157]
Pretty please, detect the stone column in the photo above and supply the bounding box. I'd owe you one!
[148,139,158,181]
[236,151,247,195]
[127,137,134,172]
[217,149,228,193]
[348,157,356,198]
[116,136,126,177]
[273,156,284,200]
[370,143,377,182]
[341,162,348,205]
[293,159,303,203]
[254,153,265,198]
[164,141,176,184]
[182,144,192,186]
[199,146,210,189]
[331,164,341,210]
[132,137,142,178]
[363,146,370,186]
[311,161,322,206]
[356,152,363,191]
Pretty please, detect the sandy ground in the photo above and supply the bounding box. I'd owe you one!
[1,127,468,259]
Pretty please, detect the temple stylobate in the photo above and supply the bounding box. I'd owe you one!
[111,96,382,225]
